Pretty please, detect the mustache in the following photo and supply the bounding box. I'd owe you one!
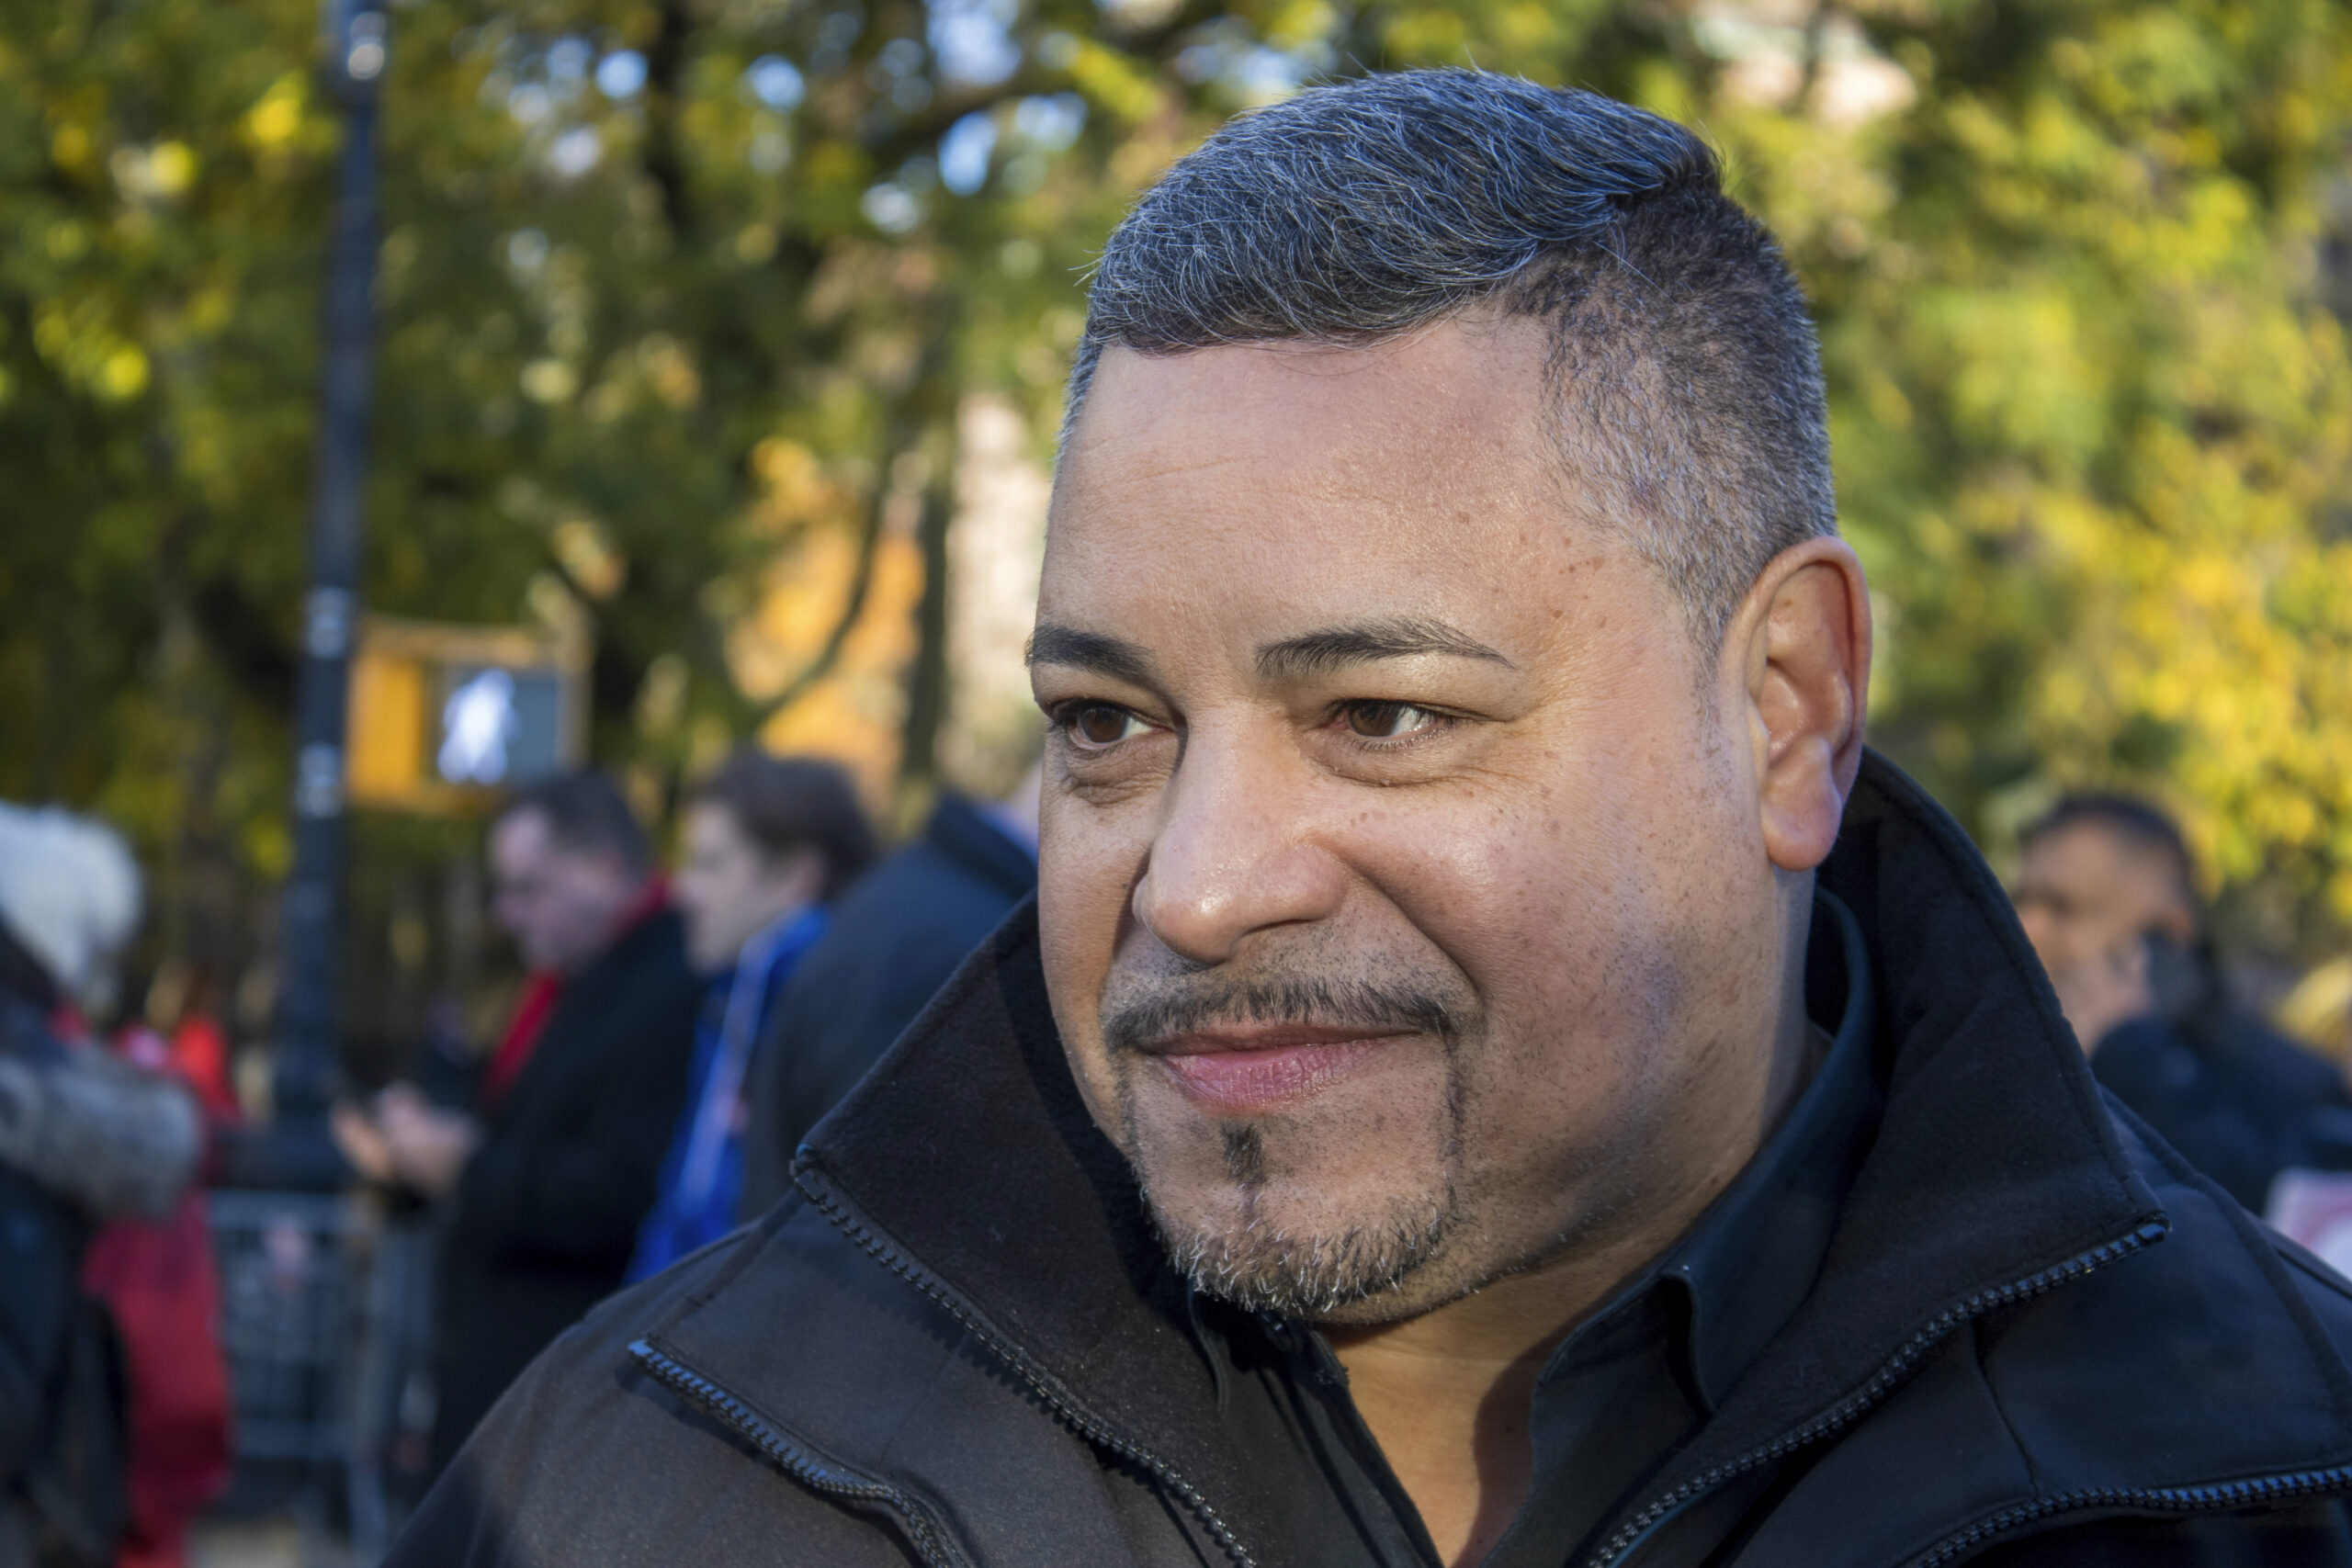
[1100,973,1465,1056]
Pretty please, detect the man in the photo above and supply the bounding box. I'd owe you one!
[335,770,700,1472]
[629,750,874,1280]
[737,763,1038,1216]
[390,73,2352,1566]
[2013,793,2352,1213]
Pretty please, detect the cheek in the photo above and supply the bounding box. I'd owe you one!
[1358,732,1754,1096]
[1037,790,1148,1126]
[2016,907,2059,958]
[1363,761,1667,1004]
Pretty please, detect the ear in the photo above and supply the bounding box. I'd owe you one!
[1734,537,1871,873]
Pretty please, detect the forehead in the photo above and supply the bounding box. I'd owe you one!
[491,809,551,862]
[1045,323,1621,628]
[492,808,610,874]
[682,799,752,848]
[2021,822,2182,904]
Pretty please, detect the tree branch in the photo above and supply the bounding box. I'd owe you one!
[739,484,890,729]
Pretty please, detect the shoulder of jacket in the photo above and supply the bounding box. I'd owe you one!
[1959,1112,2352,1475]
[391,1195,943,1568]
[570,1201,794,1343]
[2268,1227,2352,1343]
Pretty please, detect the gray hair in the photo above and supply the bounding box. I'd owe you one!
[1066,69,1836,649]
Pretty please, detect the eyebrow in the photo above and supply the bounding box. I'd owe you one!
[1025,623,1158,687]
[1255,616,1514,679]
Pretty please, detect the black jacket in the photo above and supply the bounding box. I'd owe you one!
[392,754,2352,1566]
[739,794,1035,1216]
[2093,1006,2352,1213]
[0,926,127,1568]
[431,906,700,1468]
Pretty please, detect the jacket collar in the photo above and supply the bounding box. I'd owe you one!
[762,750,2347,1559]
[925,794,1041,903]
[1652,888,1877,1414]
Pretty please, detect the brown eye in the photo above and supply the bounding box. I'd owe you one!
[1342,701,1440,740]
[1067,704,1143,747]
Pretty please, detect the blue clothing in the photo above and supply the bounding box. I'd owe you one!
[628,906,826,1280]
[737,794,1038,1217]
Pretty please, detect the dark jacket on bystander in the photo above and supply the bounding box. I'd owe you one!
[2093,1005,2352,1215]
[430,906,700,1470]
[738,793,1035,1218]
[392,754,2352,1567]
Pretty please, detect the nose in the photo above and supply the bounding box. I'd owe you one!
[1131,729,1346,965]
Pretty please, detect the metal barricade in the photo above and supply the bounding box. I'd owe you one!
[209,1190,361,1471]
[207,1190,438,1562]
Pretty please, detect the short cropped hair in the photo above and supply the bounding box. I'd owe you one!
[1069,69,1836,649]
[493,769,650,878]
[683,750,876,900]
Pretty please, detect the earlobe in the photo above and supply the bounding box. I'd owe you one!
[1742,540,1871,873]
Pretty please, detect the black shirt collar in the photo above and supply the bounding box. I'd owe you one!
[1617,888,1878,1412]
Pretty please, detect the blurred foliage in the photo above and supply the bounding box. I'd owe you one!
[0,0,2347,1031]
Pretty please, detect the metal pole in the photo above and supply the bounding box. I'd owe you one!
[274,0,388,1133]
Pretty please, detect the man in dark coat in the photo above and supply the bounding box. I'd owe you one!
[2012,794,2352,1212]
[738,779,1036,1216]
[388,73,2352,1566]
[336,770,700,1470]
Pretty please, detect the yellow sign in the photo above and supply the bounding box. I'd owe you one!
[346,615,590,812]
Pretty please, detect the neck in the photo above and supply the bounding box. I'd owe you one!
[1325,980,1820,1566]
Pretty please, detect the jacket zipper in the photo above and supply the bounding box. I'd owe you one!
[1905,1464,2352,1566]
[1584,1219,2171,1568]
[799,1171,1259,1568]
[754,1196,2326,1567]
[628,1337,974,1568]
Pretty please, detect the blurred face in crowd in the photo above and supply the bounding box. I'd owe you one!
[1032,320,1870,1324]
[2014,821,2197,979]
[2013,819,2196,1049]
[488,807,644,976]
[673,801,823,975]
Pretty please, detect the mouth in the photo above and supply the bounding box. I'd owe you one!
[1143,1022,1419,1115]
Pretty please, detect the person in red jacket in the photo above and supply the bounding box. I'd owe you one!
[335,770,701,1474]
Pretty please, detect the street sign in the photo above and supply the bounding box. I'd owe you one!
[345,615,590,812]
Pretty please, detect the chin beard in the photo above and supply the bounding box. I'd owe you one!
[1142,1125,1458,1319]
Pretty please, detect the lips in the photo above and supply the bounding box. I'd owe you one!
[1145,1024,1414,1115]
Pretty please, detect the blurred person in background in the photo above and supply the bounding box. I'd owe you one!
[627,750,873,1281]
[82,977,234,1568]
[2012,793,2352,1213]
[333,769,699,1473]
[737,761,1038,1217]
[0,806,201,1568]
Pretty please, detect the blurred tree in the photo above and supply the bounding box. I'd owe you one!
[1686,0,2352,952]
[1,0,2347,1048]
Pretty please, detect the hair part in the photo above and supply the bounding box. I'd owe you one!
[683,749,876,900]
[1065,68,1836,649]
[493,768,651,878]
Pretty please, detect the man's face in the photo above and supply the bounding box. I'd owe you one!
[2013,821,2195,979]
[488,808,640,976]
[1034,321,1802,1325]
[673,802,817,974]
